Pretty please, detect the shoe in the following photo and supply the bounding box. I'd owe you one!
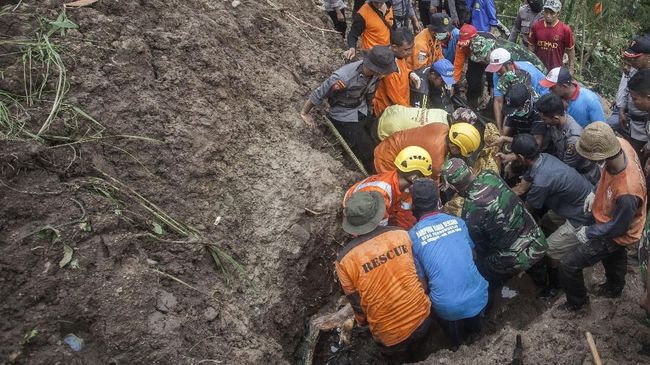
[537,286,560,299]
[557,300,587,312]
[595,283,623,298]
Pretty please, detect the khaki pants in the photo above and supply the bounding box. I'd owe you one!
[547,220,581,260]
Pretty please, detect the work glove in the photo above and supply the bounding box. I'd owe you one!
[409,72,422,89]
[575,226,588,244]
[583,192,595,214]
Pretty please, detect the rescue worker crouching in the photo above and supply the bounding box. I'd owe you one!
[336,191,432,361]
[345,146,434,230]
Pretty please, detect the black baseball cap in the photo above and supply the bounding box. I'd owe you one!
[503,83,532,116]
[429,13,451,33]
[411,179,439,218]
[624,34,650,58]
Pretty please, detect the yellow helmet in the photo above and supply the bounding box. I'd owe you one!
[394,146,433,177]
[448,122,481,157]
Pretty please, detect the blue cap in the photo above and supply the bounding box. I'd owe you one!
[431,59,456,86]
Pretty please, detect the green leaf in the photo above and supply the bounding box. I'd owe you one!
[50,20,79,30]
[79,221,92,232]
[59,244,74,268]
[36,226,61,243]
[22,328,38,345]
[152,222,164,236]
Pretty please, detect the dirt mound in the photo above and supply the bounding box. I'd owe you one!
[1,1,357,363]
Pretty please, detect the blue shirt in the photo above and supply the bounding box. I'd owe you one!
[466,0,498,32]
[493,61,549,97]
[567,83,606,128]
[409,212,489,321]
[442,28,460,63]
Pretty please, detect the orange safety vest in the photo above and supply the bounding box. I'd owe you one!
[373,123,449,182]
[358,3,394,50]
[592,138,647,246]
[409,29,444,70]
[373,57,411,117]
[344,170,416,229]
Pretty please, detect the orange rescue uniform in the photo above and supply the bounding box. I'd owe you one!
[453,44,471,82]
[344,170,416,229]
[373,123,449,182]
[593,138,647,246]
[335,227,431,346]
[409,29,444,70]
[373,58,412,117]
[358,3,394,50]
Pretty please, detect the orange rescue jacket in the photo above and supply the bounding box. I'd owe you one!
[373,57,412,117]
[336,227,431,346]
[408,29,444,70]
[344,170,416,229]
[358,3,394,50]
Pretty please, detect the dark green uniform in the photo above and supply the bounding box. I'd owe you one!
[461,170,548,273]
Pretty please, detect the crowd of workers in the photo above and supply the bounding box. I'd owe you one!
[302,0,650,361]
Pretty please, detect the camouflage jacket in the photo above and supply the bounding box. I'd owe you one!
[496,38,547,74]
[461,170,547,270]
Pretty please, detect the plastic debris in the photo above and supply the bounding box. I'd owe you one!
[63,333,84,351]
[501,286,518,299]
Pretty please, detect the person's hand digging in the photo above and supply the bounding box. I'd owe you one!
[301,112,316,129]
[343,47,356,60]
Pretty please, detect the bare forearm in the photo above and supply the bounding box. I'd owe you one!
[567,48,575,70]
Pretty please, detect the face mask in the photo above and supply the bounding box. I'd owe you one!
[529,0,543,13]
[435,32,448,41]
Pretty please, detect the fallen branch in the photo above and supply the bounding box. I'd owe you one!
[264,0,339,34]
[585,331,602,365]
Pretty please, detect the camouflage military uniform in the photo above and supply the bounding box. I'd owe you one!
[470,36,547,74]
[460,170,548,273]
[640,214,650,323]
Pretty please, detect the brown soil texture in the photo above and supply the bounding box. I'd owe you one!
[1,1,649,365]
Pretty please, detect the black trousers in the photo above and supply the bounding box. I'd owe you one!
[559,237,627,307]
[465,60,492,109]
[418,1,431,26]
[438,311,483,347]
[330,114,377,174]
[353,0,365,13]
[378,315,432,363]
[327,9,346,38]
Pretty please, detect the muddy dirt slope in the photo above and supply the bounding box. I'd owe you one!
[1,0,357,363]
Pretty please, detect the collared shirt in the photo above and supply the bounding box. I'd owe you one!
[467,0,498,32]
[441,28,460,62]
[409,212,488,321]
[508,4,543,47]
[309,61,378,123]
[493,61,549,97]
[623,68,650,141]
[323,0,345,11]
[524,153,594,227]
[546,114,600,184]
[392,0,416,18]
[566,83,606,128]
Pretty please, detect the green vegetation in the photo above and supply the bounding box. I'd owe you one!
[498,0,650,97]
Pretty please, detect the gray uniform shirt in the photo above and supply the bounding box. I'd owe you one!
[309,61,379,123]
[431,0,459,23]
[508,4,542,47]
[622,68,650,141]
[323,0,345,11]
[524,153,594,227]
[392,0,416,18]
[547,114,600,184]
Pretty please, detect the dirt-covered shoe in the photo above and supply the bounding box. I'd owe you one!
[594,284,623,298]
[537,286,561,299]
[552,300,590,319]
